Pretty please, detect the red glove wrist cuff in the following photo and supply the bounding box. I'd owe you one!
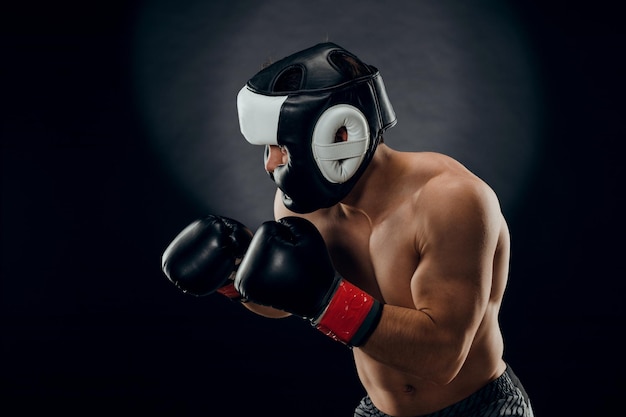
[216,281,242,300]
[314,279,382,347]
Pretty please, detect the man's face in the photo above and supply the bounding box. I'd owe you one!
[264,145,289,175]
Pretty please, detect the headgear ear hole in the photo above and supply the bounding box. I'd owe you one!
[335,126,348,142]
[312,104,369,184]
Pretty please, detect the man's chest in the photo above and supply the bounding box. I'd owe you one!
[318,216,419,307]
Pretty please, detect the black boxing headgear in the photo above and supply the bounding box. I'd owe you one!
[237,42,397,213]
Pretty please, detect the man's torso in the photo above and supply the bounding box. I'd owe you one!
[298,151,511,415]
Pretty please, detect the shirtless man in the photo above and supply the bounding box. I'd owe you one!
[162,42,534,417]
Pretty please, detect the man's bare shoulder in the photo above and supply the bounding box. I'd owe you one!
[412,154,502,233]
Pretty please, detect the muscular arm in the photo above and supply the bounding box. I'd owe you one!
[359,177,503,385]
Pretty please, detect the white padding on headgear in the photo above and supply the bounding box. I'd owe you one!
[312,104,369,184]
[237,86,288,145]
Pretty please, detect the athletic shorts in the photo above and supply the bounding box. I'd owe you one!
[354,364,534,417]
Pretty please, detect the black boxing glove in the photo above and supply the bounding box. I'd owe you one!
[235,216,382,346]
[161,215,253,300]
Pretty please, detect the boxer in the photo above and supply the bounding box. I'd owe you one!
[163,42,534,417]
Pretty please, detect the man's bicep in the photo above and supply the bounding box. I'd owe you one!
[410,250,487,333]
[410,182,500,331]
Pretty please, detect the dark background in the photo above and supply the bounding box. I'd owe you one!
[1,1,623,416]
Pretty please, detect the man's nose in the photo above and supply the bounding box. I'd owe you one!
[265,145,287,174]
